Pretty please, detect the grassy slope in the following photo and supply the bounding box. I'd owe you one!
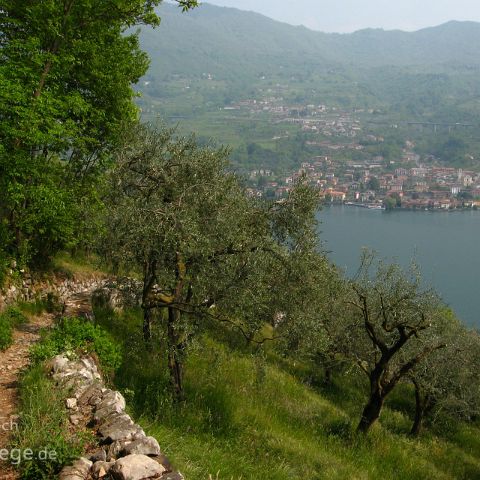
[94,307,480,480]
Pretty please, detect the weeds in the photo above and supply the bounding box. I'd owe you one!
[11,364,87,479]
[0,306,28,351]
[30,317,122,376]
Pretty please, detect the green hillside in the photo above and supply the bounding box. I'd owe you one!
[141,4,480,78]
[135,4,480,172]
[138,3,480,107]
[94,305,480,480]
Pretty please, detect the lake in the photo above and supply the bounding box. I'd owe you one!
[317,205,480,327]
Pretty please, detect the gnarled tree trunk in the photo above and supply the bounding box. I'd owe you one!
[143,307,152,342]
[142,258,157,343]
[357,389,384,433]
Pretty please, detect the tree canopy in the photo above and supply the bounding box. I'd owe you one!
[0,0,196,264]
[104,124,321,399]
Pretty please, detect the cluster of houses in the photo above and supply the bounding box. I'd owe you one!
[247,158,480,210]
[225,98,362,138]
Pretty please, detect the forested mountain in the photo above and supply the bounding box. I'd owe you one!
[136,3,480,172]
[141,3,480,81]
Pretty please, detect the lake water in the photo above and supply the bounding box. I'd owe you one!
[317,205,480,327]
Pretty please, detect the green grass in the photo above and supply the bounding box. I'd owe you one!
[11,364,87,480]
[30,317,122,378]
[0,316,13,350]
[51,251,104,278]
[0,306,28,351]
[92,306,480,480]
[11,313,121,479]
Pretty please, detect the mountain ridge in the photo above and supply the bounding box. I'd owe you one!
[143,3,480,79]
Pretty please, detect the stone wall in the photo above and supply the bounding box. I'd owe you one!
[2,271,179,479]
[0,272,143,314]
[53,354,184,480]
[0,271,107,312]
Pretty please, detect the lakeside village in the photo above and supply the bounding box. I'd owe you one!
[246,155,480,210]
[246,160,480,210]
[234,96,480,210]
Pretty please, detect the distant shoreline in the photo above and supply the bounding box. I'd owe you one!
[325,203,480,213]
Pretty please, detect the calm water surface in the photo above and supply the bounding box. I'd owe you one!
[318,205,480,327]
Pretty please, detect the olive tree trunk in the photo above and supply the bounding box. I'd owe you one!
[357,390,385,433]
[167,306,185,402]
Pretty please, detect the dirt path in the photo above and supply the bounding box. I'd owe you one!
[0,289,95,480]
[0,314,53,480]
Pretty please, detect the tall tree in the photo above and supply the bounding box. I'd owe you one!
[104,124,320,400]
[0,0,197,263]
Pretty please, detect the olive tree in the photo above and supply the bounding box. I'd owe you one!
[346,253,447,434]
[298,264,353,385]
[104,124,320,400]
[409,318,480,435]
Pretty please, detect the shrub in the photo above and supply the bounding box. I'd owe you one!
[0,256,8,287]
[30,317,122,375]
[4,306,28,327]
[0,307,28,350]
[45,292,62,313]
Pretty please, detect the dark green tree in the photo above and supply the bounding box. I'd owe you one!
[409,315,480,436]
[0,0,197,264]
[367,176,380,192]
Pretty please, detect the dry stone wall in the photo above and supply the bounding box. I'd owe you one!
[53,354,184,480]
[2,271,178,479]
[0,272,106,312]
[0,272,142,315]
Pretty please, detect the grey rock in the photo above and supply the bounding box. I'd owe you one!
[53,363,97,384]
[107,439,132,461]
[52,354,70,373]
[93,390,126,423]
[97,390,126,411]
[76,366,98,381]
[94,402,125,422]
[90,448,107,463]
[110,454,166,480]
[78,382,103,405]
[73,383,91,400]
[61,375,90,391]
[69,413,83,426]
[97,412,133,430]
[59,457,93,480]
[81,356,98,373]
[66,397,78,409]
[92,460,115,479]
[159,474,184,480]
[100,422,145,444]
[121,437,161,457]
[89,390,104,406]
